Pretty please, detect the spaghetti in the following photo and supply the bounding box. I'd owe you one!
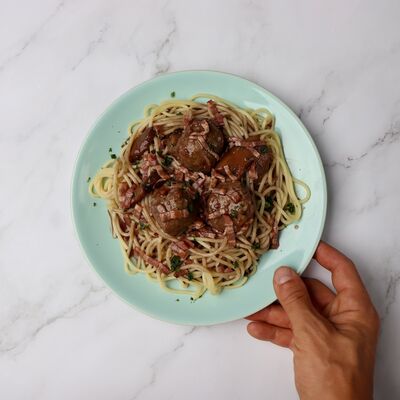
[89,94,310,299]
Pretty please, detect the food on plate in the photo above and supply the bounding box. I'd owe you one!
[89,94,310,298]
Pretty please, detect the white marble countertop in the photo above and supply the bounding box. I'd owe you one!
[1,1,399,399]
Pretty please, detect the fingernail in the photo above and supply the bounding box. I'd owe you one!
[274,267,296,285]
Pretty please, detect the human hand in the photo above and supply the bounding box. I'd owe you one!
[246,241,380,400]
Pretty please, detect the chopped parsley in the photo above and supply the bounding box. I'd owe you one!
[162,155,173,167]
[157,150,163,156]
[175,298,180,302]
[110,154,117,159]
[230,209,238,218]
[284,202,295,214]
[109,147,112,152]
[93,202,97,207]
[170,91,176,98]
[87,177,91,183]
[233,261,239,269]
[265,196,273,212]
[187,271,194,281]
[170,255,183,271]
[191,238,198,245]
[139,221,148,230]
[252,242,261,250]
[259,145,268,154]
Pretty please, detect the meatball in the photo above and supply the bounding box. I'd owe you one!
[129,127,155,163]
[150,183,198,236]
[175,119,225,173]
[254,145,272,184]
[206,181,254,233]
[215,146,254,179]
[216,143,272,183]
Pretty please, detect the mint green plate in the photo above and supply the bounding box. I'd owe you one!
[71,71,327,325]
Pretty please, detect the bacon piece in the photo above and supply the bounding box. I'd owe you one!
[248,162,258,181]
[207,100,224,126]
[270,222,280,249]
[216,265,225,273]
[133,247,170,274]
[173,269,188,278]
[133,204,143,219]
[222,215,236,247]
[170,239,194,259]
[183,110,193,128]
[194,227,216,239]
[118,182,145,210]
[223,165,238,181]
[159,209,189,222]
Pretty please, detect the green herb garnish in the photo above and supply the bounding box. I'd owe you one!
[163,155,173,167]
[233,261,239,269]
[139,221,148,230]
[230,209,238,218]
[259,145,268,154]
[252,242,261,250]
[110,154,117,159]
[187,271,194,281]
[109,147,112,152]
[170,91,176,98]
[170,255,183,271]
[284,202,295,214]
[93,202,97,207]
[176,298,180,302]
[87,177,91,183]
[265,196,273,212]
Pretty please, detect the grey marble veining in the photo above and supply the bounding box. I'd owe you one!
[0,0,399,399]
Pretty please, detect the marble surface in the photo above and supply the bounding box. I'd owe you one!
[1,0,399,399]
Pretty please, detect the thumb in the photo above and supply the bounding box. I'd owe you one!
[274,267,320,331]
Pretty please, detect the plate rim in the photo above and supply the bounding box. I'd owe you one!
[71,69,327,325]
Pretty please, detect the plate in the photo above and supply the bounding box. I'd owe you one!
[71,71,327,325]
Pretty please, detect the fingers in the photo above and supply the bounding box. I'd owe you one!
[314,241,367,296]
[247,321,293,348]
[246,304,291,328]
[273,267,321,331]
[304,278,335,314]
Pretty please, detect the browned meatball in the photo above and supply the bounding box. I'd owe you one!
[254,145,272,183]
[206,181,254,233]
[129,127,155,163]
[215,146,254,179]
[150,183,198,236]
[175,119,225,173]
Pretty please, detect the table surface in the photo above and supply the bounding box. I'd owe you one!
[1,1,399,399]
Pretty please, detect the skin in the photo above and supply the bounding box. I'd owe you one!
[246,241,380,400]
